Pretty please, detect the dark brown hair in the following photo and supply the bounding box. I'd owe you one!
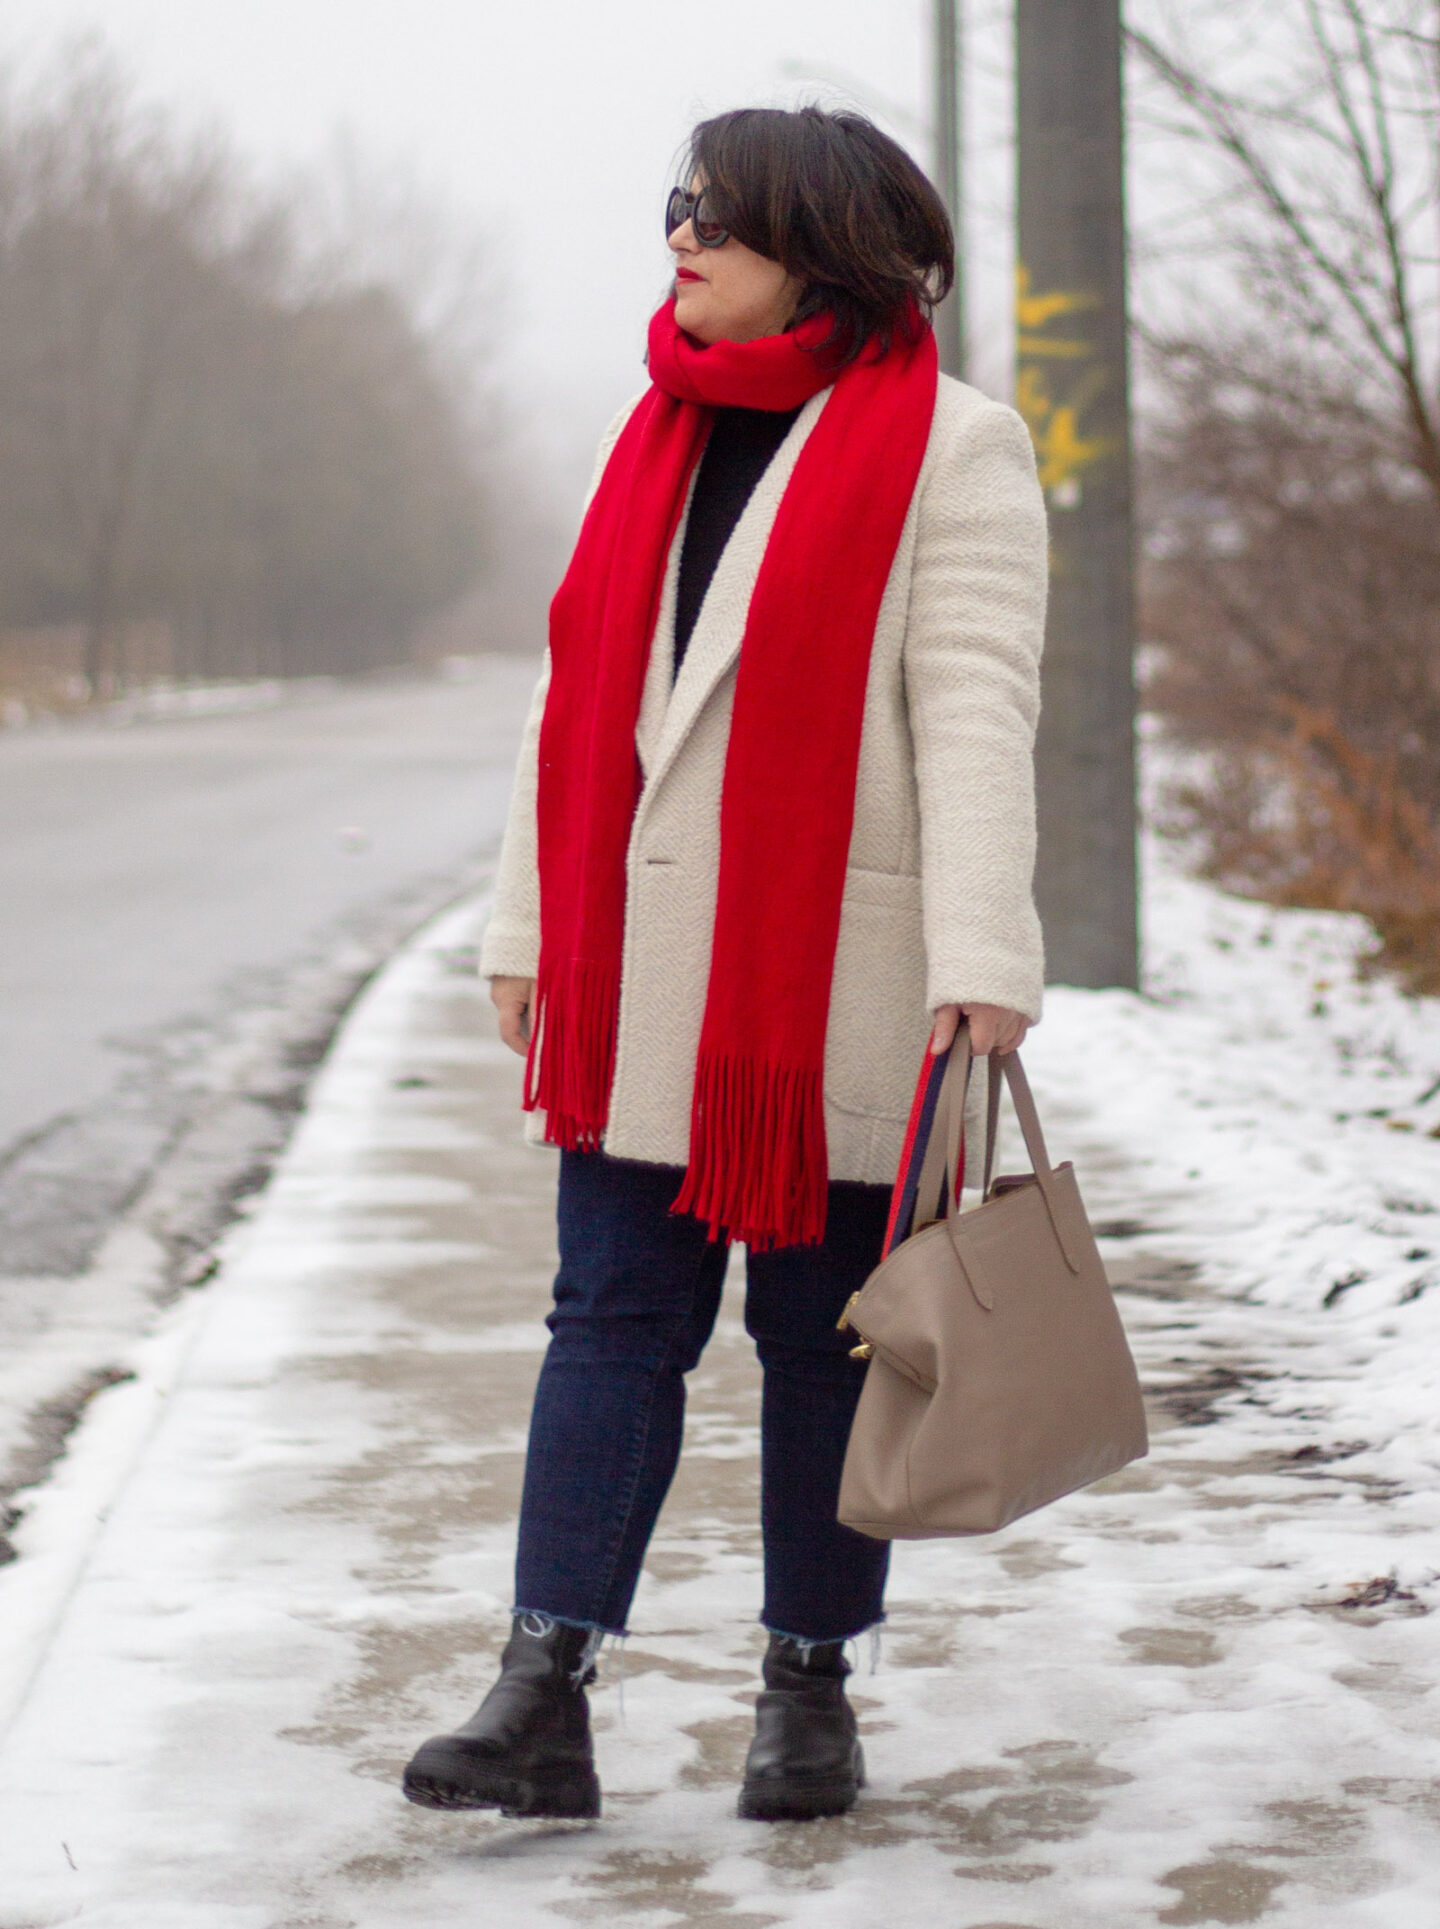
[681,106,954,369]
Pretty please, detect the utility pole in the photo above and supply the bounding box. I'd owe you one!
[933,0,965,379]
[1014,0,1138,989]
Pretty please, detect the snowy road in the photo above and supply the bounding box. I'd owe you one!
[0,662,538,1276]
[0,658,539,1524]
[1,853,1437,1926]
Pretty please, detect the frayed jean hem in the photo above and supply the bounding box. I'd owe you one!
[512,1605,627,1678]
[513,1606,629,1638]
[761,1611,887,1655]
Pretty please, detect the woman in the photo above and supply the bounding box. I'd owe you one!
[403,105,1046,1825]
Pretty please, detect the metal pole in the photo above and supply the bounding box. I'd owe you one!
[933,0,965,379]
[1015,0,1138,989]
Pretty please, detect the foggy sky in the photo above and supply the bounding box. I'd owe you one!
[1,0,1014,493]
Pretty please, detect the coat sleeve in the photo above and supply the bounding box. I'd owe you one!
[904,394,1049,1021]
[477,392,644,981]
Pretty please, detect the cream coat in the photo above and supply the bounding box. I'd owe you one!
[479,372,1049,1186]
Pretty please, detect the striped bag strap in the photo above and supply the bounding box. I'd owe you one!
[880,1036,962,1259]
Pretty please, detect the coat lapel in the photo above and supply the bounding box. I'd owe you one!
[634,468,691,778]
[636,387,830,805]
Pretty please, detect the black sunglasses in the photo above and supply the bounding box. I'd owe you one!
[665,185,730,249]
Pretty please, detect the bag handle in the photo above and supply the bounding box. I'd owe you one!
[886,1029,1083,1274]
[996,1050,1084,1274]
[908,1028,1002,1235]
[910,1034,969,1233]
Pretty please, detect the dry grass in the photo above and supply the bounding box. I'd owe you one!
[1141,345,1440,997]
[1166,704,1440,996]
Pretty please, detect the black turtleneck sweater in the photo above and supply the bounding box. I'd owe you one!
[672,404,802,678]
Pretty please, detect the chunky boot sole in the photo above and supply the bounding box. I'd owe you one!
[403,1744,600,1819]
[737,1743,865,1822]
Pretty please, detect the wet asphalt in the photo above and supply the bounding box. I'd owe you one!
[0,660,537,1283]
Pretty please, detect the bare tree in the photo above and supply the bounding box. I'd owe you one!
[1130,0,1440,487]
[1129,0,1440,990]
[0,40,496,697]
[0,50,234,687]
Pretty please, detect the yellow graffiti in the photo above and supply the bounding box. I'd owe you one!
[1015,269,1099,333]
[1014,266,1112,498]
[1015,334,1090,359]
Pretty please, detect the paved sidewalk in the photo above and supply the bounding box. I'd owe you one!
[1,896,1437,1927]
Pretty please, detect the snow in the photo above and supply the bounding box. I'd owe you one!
[0,834,1438,1926]
[1032,836,1440,1482]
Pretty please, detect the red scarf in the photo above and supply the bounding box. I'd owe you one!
[526,299,937,1248]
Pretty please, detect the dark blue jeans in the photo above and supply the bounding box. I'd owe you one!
[514,1149,892,1643]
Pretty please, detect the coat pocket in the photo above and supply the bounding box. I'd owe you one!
[824,868,930,1121]
[839,866,924,910]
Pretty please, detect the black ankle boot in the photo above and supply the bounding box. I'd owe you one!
[737,1633,865,1821]
[402,1615,602,1818]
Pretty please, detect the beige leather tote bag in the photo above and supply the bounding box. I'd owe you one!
[837,1032,1148,1539]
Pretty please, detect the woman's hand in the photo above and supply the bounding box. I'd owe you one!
[930,1001,1030,1057]
[490,976,534,1056]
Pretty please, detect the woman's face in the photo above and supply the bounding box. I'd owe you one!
[668,178,803,345]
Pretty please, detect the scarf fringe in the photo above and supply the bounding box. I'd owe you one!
[523,956,621,1152]
[671,1050,829,1251]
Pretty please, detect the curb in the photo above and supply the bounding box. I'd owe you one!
[0,890,490,1742]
